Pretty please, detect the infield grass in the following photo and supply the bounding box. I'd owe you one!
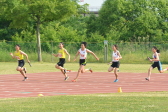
[0,62,168,75]
[0,92,168,112]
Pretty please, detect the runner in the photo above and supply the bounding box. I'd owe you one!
[72,42,99,82]
[108,45,122,82]
[146,46,168,81]
[53,42,70,81]
[10,44,30,81]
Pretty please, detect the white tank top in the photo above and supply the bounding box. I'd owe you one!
[112,50,120,62]
[79,48,87,59]
[153,53,159,62]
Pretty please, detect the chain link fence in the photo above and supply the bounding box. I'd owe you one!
[0,41,168,63]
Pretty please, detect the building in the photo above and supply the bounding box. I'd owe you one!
[79,0,105,14]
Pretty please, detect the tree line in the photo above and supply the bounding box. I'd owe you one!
[0,0,168,61]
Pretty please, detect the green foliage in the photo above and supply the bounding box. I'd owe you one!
[2,0,78,61]
[3,0,77,28]
[87,0,168,42]
[1,0,168,43]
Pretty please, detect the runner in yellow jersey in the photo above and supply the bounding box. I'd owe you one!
[53,42,70,81]
[10,45,30,81]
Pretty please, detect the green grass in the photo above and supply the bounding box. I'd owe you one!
[1,62,168,112]
[0,92,168,112]
[1,50,168,64]
[1,62,168,75]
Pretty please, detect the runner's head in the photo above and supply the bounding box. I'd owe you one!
[152,46,159,53]
[15,44,21,51]
[81,42,87,49]
[112,44,118,51]
[59,42,64,49]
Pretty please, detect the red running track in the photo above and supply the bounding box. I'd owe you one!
[0,72,167,98]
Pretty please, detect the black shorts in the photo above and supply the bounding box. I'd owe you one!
[111,61,120,68]
[151,61,162,71]
[79,59,86,66]
[57,58,65,67]
[18,60,25,67]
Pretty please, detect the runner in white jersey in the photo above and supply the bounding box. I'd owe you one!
[72,42,99,82]
[108,45,122,82]
[145,46,168,81]
[79,48,87,59]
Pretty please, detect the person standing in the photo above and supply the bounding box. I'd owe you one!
[10,45,30,81]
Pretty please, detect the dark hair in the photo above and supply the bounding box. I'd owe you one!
[153,46,160,53]
[16,44,21,49]
[113,44,118,50]
[60,42,64,46]
[81,42,87,47]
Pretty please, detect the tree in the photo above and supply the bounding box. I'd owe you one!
[93,0,168,42]
[3,0,77,61]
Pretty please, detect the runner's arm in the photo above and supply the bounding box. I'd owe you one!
[86,49,99,60]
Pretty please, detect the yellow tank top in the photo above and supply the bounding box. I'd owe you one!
[14,50,24,60]
[58,48,66,58]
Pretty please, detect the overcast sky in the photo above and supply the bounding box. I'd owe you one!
[78,0,105,7]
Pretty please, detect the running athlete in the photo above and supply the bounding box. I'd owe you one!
[10,45,30,81]
[145,46,168,81]
[72,42,99,82]
[108,45,122,82]
[53,42,70,81]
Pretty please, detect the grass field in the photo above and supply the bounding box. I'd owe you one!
[0,92,168,112]
[0,62,168,112]
[0,62,168,75]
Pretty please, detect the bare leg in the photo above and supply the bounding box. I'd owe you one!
[159,68,168,73]
[61,69,67,77]
[114,68,118,80]
[55,65,65,71]
[108,67,114,72]
[20,71,26,77]
[74,65,84,80]
[55,65,67,77]
[82,68,89,73]
[81,66,91,73]
[16,67,26,77]
[147,66,153,80]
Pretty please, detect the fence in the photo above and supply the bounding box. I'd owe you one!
[0,41,168,64]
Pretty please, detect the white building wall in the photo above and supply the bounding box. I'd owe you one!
[79,0,105,11]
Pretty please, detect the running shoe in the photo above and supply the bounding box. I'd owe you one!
[67,70,71,72]
[24,67,27,73]
[145,78,149,81]
[64,76,69,81]
[23,77,28,81]
[114,79,119,82]
[89,68,93,73]
[72,79,77,82]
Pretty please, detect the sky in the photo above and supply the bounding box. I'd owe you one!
[78,0,105,7]
[78,0,105,11]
